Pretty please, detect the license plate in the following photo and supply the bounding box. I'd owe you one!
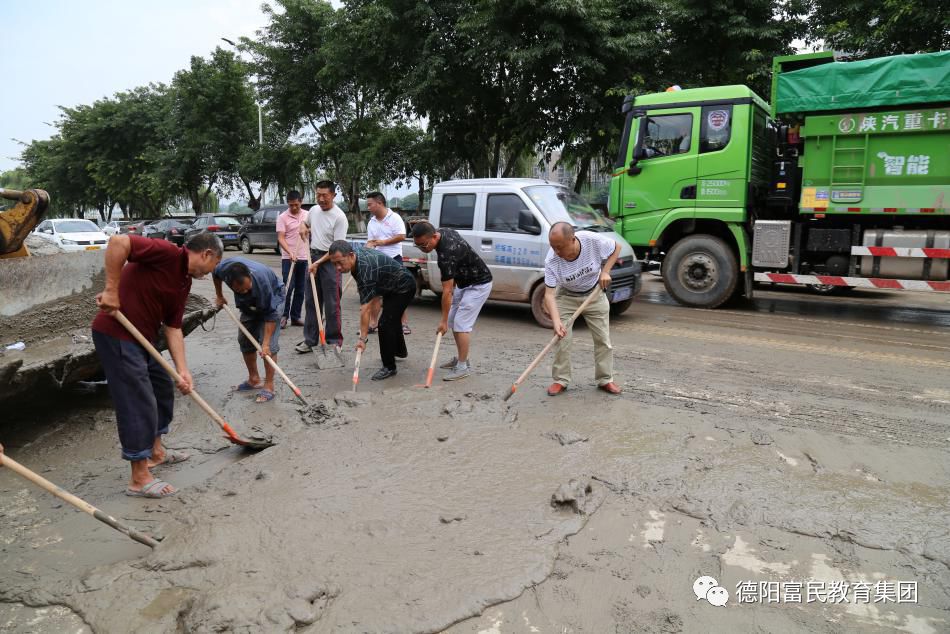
[85,246,101,251]
[611,286,632,302]
[223,234,237,240]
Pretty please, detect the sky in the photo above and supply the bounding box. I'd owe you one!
[1,0,270,173]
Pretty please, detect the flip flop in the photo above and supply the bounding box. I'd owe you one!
[255,389,275,403]
[126,479,176,498]
[233,381,262,393]
[152,448,190,468]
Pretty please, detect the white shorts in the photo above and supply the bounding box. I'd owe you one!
[448,281,492,333]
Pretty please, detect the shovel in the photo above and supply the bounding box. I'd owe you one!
[352,347,362,392]
[0,452,159,548]
[503,287,603,402]
[114,311,274,450]
[220,304,309,406]
[414,331,443,388]
[305,251,345,369]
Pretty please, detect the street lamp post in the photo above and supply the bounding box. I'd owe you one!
[221,37,263,145]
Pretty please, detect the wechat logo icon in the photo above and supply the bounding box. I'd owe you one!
[693,576,729,607]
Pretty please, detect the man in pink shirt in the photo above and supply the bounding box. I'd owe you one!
[276,190,309,328]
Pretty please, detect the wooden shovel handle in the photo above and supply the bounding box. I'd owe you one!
[425,331,443,387]
[0,453,159,548]
[509,287,603,393]
[306,251,328,345]
[112,311,241,442]
[352,348,363,391]
[220,304,307,404]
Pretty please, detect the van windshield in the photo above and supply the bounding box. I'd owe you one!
[524,185,613,231]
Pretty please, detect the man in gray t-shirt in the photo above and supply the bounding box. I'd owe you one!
[297,179,348,352]
[543,222,622,396]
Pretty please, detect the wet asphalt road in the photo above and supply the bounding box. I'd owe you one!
[1,251,948,632]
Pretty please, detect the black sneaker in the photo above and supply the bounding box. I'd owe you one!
[371,367,397,381]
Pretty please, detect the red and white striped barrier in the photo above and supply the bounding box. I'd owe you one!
[754,272,950,292]
[851,246,950,259]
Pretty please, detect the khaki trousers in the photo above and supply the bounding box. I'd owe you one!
[552,289,613,387]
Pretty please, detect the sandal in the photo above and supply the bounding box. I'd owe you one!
[126,479,176,498]
[152,448,190,468]
[233,381,262,393]
[255,389,275,403]
[402,324,411,335]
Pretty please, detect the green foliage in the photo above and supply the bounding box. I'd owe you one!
[0,168,29,190]
[806,0,950,58]
[398,192,419,211]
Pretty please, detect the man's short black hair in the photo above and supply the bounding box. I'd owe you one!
[315,180,336,192]
[328,239,353,256]
[287,190,302,202]
[185,231,224,257]
[411,221,435,239]
[367,191,386,205]
[221,261,251,286]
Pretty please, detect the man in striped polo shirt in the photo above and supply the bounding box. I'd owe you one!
[544,221,622,396]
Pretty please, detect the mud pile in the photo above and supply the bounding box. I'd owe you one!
[10,392,602,632]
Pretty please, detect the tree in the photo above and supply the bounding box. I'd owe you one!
[248,0,418,224]
[167,49,257,214]
[372,0,612,179]
[806,0,950,58]
[0,167,29,191]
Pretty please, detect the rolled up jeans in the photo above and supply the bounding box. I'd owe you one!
[551,288,614,387]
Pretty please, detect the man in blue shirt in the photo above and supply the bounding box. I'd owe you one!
[213,258,285,403]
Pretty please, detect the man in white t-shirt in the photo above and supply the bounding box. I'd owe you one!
[364,191,410,334]
[543,222,622,396]
[297,179,348,352]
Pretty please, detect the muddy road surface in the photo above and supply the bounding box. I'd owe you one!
[2,254,948,633]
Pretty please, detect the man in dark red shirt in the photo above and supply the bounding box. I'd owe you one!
[92,231,222,498]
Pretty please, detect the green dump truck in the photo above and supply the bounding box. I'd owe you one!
[609,51,950,307]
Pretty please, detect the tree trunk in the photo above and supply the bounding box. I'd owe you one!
[418,174,425,213]
[574,155,592,194]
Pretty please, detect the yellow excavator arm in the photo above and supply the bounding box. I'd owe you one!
[0,188,50,259]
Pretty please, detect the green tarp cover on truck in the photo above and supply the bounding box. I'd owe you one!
[775,51,950,114]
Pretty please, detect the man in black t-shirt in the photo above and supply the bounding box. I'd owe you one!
[411,222,493,381]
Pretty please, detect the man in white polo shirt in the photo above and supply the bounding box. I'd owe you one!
[297,179,348,352]
[544,221,622,396]
[364,191,410,334]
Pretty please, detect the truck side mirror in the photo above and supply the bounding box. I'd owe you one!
[518,210,542,235]
[628,158,643,176]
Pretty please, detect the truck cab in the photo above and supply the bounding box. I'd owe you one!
[610,51,950,308]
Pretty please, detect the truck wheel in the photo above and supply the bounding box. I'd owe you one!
[530,283,554,329]
[807,283,853,295]
[610,298,634,316]
[662,234,737,308]
[240,237,253,254]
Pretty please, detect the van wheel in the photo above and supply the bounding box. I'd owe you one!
[240,237,253,254]
[662,234,737,308]
[530,283,554,329]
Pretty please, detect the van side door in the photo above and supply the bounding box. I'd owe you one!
[482,191,544,300]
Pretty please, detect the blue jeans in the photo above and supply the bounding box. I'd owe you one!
[93,330,174,461]
[282,259,307,321]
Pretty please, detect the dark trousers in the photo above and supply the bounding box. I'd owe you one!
[377,287,414,370]
[304,249,343,346]
[281,259,307,321]
[93,330,174,461]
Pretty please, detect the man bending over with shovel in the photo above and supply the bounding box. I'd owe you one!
[213,258,285,403]
[328,240,416,381]
[544,222,622,396]
[92,232,222,498]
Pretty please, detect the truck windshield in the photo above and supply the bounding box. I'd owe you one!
[524,185,613,231]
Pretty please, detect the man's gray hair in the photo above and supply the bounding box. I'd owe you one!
[549,221,575,240]
[185,231,224,257]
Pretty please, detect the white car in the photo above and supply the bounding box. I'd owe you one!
[34,218,109,252]
[102,220,131,236]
